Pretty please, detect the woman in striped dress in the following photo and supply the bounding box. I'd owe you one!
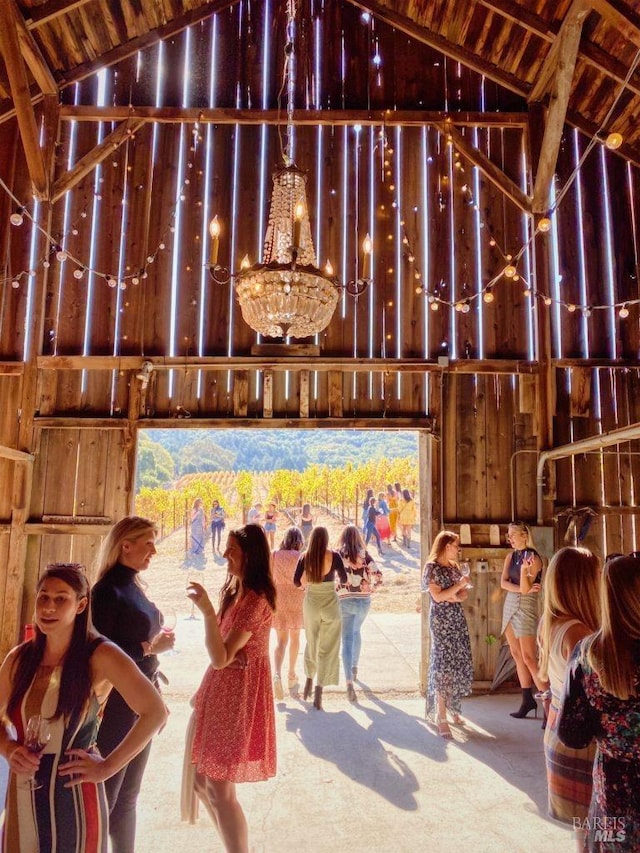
[0,563,166,853]
[538,547,600,839]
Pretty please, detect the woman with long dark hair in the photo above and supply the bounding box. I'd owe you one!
[538,547,600,840]
[558,554,640,852]
[294,526,347,710]
[92,516,175,853]
[336,524,382,701]
[185,524,277,853]
[0,563,166,852]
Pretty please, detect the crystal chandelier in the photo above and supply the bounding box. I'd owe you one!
[234,165,340,339]
[208,0,371,340]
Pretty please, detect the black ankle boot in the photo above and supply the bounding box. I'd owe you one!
[510,688,538,719]
[313,685,323,710]
[303,677,313,700]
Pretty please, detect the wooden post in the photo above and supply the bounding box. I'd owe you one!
[418,430,434,696]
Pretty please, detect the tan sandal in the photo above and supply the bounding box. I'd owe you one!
[437,718,453,738]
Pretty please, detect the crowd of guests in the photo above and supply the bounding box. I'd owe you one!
[421,522,640,851]
[3,507,638,853]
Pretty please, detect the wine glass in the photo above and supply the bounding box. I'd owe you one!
[23,715,51,790]
[160,606,178,655]
[460,561,473,589]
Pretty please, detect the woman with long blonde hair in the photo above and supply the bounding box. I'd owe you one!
[538,547,600,836]
[558,554,640,852]
[422,531,473,737]
[293,526,347,710]
[92,516,175,853]
[501,521,546,719]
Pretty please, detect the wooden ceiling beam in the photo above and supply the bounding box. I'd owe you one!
[51,118,145,203]
[532,0,591,214]
[590,0,640,49]
[11,0,57,95]
[57,105,528,127]
[0,0,48,199]
[348,0,529,97]
[435,120,531,214]
[56,0,240,89]
[479,0,640,108]
[24,0,93,29]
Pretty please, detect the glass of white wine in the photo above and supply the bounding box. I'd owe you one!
[460,561,473,589]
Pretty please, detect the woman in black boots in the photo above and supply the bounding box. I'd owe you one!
[501,522,548,720]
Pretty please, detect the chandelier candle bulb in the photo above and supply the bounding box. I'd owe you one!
[209,216,220,266]
[293,202,304,250]
[362,233,372,280]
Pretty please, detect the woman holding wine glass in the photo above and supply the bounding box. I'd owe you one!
[422,531,473,737]
[0,562,166,852]
[92,516,175,853]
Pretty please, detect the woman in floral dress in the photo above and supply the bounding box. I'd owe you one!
[558,554,640,852]
[185,524,276,853]
[422,531,473,738]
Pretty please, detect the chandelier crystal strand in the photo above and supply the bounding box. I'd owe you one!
[233,0,340,339]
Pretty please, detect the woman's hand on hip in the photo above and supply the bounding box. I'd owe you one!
[58,749,111,787]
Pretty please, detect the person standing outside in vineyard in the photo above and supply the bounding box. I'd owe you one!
[247,503,263,526]
[398,489,417,550]
[387,484,399,542]
[210,500,226,556]
[298,503,314,545]
[271,526,305,698]
[264,502,279,549]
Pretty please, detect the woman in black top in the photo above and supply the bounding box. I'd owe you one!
[294,526,347,710]
[92,516,174,853]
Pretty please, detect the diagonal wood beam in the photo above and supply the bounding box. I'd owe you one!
[348,0,529,98]
[0,0,48,199]
[435,120,531,214]
[25,0,93,29]
[590,0,640,49]
[10,0,57,95]
[56,0,240,89]
[532,0,591,213]
[529,1,593,103]
[51,118,145,203]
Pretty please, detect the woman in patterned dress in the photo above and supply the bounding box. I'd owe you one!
[186,524,277,853]
[0,563,166,853]
[558,554,640,853]
[538,547,600,842]
[271,526,305,698]
[422,531,473,738]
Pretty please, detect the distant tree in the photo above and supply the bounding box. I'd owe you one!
[176,437,236,475]
[136,434,175,488]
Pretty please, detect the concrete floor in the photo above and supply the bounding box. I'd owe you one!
[1,613,575,852]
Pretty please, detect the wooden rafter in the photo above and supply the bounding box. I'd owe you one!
[11,0,57,95]
[56,0,240,88]
[51,118,145,203]
[57,105,528,127]
[0,0,48,199]
[348,0,529,98]
[25,0,93,29]
[532,0,591,214]
[529,1,592,103]
[590,0,640,49]
[435,120,531,214]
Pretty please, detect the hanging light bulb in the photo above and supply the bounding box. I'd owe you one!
[56,248,68,262]
[483,288,494,303]
[10,208,25,226]
[504,265,517,279]
[538,217,552,233]
[73,267,84,280]
[619,305,630,318]
[605,132,623,150]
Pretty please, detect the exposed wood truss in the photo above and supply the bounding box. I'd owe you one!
[531,0,592,213]
[0,0,49,198]
[51,118,146,203]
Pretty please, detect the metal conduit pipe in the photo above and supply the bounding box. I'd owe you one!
[536,421,640,525]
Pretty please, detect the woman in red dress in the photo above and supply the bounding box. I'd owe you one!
[185,524,276,853]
